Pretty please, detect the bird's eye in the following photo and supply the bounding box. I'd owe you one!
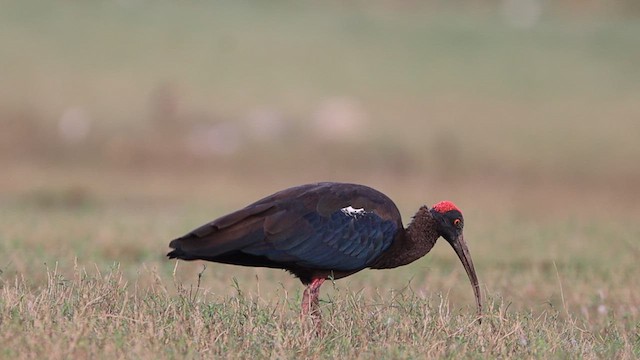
[453,218,463,229]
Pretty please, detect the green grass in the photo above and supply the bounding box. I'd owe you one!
[0,259,637,358]
[1,196,639,358]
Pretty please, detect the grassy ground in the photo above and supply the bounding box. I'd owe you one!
[1,1,640,359]
[1,168,639,359]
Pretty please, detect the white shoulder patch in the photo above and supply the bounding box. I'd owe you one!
[341,206,366,217]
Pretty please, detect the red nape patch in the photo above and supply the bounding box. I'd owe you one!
[432,201,460,214]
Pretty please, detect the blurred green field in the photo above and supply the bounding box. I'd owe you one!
[2,0,640,181]
[1,0,640,358]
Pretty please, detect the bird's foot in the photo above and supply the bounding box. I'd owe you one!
[301,278,325,335]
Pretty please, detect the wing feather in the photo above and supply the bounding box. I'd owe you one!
[168,182,402,272]
[251,209,398,271]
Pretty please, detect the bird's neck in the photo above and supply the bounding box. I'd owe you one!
[371,206,440,269]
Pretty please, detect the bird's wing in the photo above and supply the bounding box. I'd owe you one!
[244,206,399,271]
[168,182,401,271]
[167,184,320,260]
[167,202,276,259]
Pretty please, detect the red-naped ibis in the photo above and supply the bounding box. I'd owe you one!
[167,182,482,325]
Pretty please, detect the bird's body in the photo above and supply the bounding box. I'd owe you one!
[168,182,481,326]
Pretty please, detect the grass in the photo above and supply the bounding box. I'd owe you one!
[1,259,637,358]
[1,0,640,358]
[1,192,639,358]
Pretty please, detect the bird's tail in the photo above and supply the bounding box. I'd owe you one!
[166,237,191,260]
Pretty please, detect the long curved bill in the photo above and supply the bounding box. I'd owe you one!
[450,234,482,322]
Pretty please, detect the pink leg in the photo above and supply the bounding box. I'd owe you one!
[301,278,325,331]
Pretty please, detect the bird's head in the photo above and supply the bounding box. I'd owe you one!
[430,201,482,321]
[431,201,465,243]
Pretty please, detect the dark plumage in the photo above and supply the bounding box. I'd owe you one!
[168,182,482,325]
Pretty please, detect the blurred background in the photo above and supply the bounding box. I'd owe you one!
[2,0,639,206]
[1,0,639,310]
